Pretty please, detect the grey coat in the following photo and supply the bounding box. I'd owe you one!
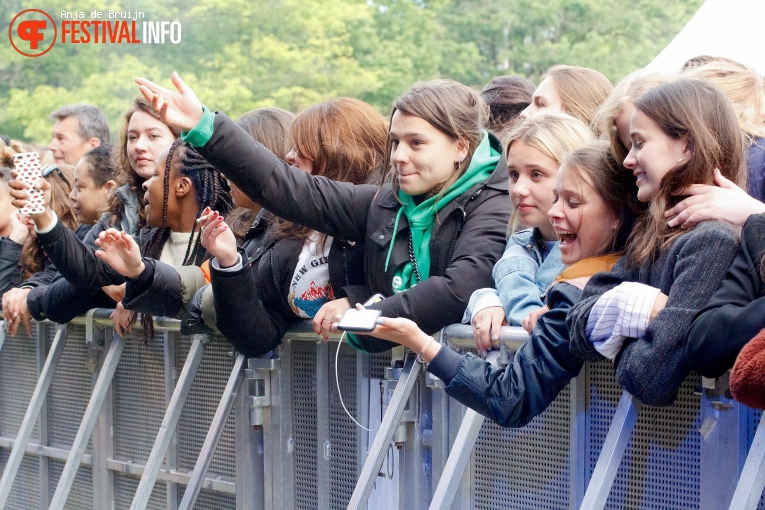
[567,221,739,406]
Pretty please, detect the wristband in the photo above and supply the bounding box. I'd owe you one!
[416,336,435,365]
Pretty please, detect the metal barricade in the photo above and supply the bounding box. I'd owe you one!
[0,313,764,509]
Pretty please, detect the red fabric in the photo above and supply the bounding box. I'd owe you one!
[730,327,765,410]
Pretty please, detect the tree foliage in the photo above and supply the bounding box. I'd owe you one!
[1,0,703,144]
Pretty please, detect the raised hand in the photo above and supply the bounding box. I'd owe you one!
[95,229,145,279]
[8,175,56,230]
[666,169,765,228]
[198,207,238,267]
[135,72,203,132]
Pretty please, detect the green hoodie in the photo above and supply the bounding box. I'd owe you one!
[387,130,501,293]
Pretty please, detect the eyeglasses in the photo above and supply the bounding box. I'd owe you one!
[41,165,71,188]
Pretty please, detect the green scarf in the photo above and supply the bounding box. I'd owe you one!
[387,131,500,293]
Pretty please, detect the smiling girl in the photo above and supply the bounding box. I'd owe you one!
[567,79,745,407]
[136,74,511,352]
[465,114,593,354]
[520,65,613,126]
[354,141,637,427]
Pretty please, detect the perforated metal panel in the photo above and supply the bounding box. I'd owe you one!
[175,335,236,482]
[472,385,572,509]
[112,331,166,462]
[178,485,237,508]
[48,458,92,509]
[748,409,765,509]
[113,473,166,510]
[47,324,92,451]
[328,342,360,508]
[0,325,41,441]
[292,342,319,509]
[0,450,41,509]
[369,352,391,380]
[586,362,702,509]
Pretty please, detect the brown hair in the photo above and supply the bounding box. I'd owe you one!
[228,108,296,238]
[561,141,640,254]
[110,97,181,228]
[543,65,613,126]
[481,75,535,142]
[505,113,595,233]
[238,107,295,160]
[626,79,747,267]
[382,80,488,199]
[592,71,674,164]
[272,98,387,241]
[21,164,77,279]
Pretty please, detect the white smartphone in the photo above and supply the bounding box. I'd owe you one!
[337,308,382,332]
[13,152,44,215]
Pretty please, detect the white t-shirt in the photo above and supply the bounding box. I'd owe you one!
[288,233,334,318]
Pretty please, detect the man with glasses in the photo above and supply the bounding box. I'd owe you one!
[48,104,110,165]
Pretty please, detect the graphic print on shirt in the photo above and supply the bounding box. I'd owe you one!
[288,234,334,318]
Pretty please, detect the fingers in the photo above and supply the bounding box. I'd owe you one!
[312,309,326,336]
[522,315,532,334]
[472,320,491,355]
[135,77,165,96]
[6,316,19,337]
[714,168,736,188]
[171,71,189,93]
[21,315,32,336]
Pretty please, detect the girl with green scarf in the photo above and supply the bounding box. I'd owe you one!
[135,73,511,353]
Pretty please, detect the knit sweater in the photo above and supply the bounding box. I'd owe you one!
[567,221,739,406]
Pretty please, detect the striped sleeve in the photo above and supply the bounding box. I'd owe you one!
[586,282,661,360]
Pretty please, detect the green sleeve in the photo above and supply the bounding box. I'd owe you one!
[181,106,215,147]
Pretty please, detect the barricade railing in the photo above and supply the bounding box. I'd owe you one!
[0,312,764,509]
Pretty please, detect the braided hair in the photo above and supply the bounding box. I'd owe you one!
[139,139,232,340]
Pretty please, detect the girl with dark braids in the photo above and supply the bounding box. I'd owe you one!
[89,139,232,338]
[7,97,179,332]
[10,139,231,338]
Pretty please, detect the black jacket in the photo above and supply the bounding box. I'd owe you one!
[37,220,206,323]
[207,209,366,357]
[686,214,765,377]
[196,114,510,353]
[0,224,90,314]
[429,279,584,427]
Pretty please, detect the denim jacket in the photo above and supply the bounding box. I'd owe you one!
[464,228,564,326]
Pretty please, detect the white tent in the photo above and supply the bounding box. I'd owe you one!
[646,0,765,74]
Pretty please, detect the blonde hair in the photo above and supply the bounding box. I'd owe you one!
[543,65,613,126]
[683,60,765,140]
[505,113,595,233]
[592,71,674,164]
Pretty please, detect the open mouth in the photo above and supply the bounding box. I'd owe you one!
[557,231,577,246]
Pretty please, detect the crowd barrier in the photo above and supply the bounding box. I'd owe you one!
[0,310,763,509]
